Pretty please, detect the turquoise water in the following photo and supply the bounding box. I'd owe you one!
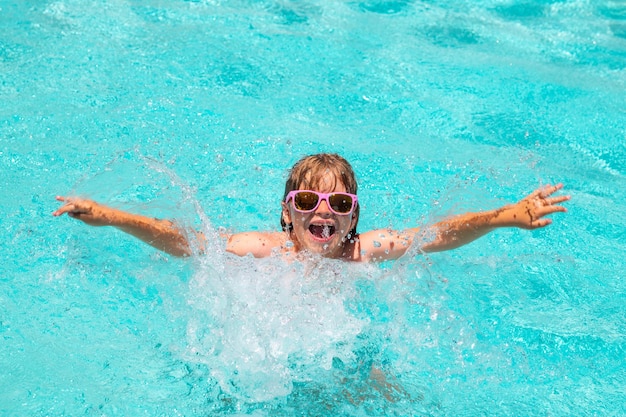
[1,0,625,415]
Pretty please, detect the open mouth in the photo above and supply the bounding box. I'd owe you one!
[308,224,336,241]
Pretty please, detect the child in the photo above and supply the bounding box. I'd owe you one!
[53,153,569,261]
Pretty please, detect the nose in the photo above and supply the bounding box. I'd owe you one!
[315,198,332,216]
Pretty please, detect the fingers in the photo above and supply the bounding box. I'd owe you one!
[536,205,567,217]
[545,183,563,194]
[538,188,570,213]
[534,183,563,198]
[545,195,570,205]
[53,195,68,214]
[53,203,78,217]
[530,218,552,229]
[529,184,570,208]
[53,196,70,216]
[52,196,90,217]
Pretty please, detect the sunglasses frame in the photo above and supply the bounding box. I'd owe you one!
[285,190,358,215]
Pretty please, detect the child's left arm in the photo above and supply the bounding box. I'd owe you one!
[356,184,569,261]
[419,183,570,252]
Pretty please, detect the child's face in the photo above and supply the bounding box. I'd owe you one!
[282,174,357,258]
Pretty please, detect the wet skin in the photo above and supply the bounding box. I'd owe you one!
[54,183,570,261]
[281,180,357,259]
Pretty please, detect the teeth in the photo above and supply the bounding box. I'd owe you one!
[309,224,334,239]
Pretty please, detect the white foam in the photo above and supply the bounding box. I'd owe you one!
[184,249,368,401]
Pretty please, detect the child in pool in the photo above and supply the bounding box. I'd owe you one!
[53,153,569,261]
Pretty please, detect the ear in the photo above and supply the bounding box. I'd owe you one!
[281,201,292,226]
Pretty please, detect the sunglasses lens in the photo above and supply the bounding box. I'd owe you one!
[329,194,354,214]
[293,192,320,211]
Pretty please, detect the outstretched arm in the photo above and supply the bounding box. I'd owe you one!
[420,183,569,252]
[53,196,193,257]
[356,184,570,261]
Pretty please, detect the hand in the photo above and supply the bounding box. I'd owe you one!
[53,196,113,227]
[509,184,570,229]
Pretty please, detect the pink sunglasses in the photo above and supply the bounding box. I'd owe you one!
[285,190,358,215]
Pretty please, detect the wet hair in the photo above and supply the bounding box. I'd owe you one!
[281,153,359,238]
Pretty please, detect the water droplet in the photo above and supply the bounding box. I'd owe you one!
[284,240,294,248]
[373,241,381,248]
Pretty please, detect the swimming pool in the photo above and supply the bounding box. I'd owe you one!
[1,0,625,415]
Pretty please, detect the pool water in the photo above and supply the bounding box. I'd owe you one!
[1,0,625,415]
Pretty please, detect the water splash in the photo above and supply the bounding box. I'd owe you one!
[184,251,369,401]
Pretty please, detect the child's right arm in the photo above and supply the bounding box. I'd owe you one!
[53,197,286,258]
[53,196,193,257]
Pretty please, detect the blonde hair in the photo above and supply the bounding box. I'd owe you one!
[281,153,359,237]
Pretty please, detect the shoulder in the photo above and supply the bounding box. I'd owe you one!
[351,228,416,262]
[226,231,285,258]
